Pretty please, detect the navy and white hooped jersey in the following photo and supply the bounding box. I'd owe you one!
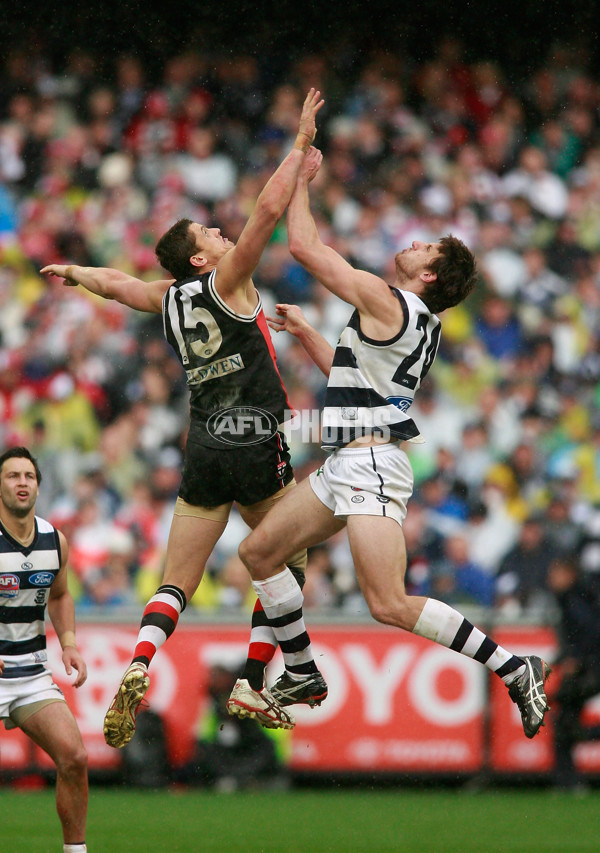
[162,269,291,448]
[322,288,441,449]
[0,517,61,679]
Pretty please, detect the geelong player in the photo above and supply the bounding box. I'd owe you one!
[41,88,325,745]
[0,447,88,853]
[230,146,552,740]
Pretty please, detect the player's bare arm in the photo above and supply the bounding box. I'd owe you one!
[215,88,324,299]
[267,303,334,376]
[288,151,403,331]
[47,530,87,687]
[40,263,172,314]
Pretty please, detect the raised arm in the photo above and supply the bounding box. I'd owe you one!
[267,303,334,377]
[215,88,324,297]
[40,263,172,313]
[287,151,394,320]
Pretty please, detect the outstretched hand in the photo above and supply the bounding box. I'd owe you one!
[267,303,309,337]
[40,264,77,286]
[298,88,325,144]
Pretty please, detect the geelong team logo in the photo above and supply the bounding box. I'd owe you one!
[207,406,279,445]
[386,396,413,413]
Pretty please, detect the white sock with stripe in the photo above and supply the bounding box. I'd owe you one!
[413,598,524,680]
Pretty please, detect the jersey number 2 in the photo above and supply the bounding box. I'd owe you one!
[392,314,440,390]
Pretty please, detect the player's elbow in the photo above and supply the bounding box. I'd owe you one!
[288,234,316,265]
[255,194,283,226]
[288,234,304,259]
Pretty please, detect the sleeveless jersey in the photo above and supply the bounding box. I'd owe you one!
[322,288,441,448]
[162,269,291,448]
[0,517,61,679]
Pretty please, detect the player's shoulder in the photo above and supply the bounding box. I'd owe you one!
[35,515,55,534]
[394,287,438,320]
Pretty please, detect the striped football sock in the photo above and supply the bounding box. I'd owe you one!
[413,598,524,680]
[132,584,187,668]
[252,568,318,680]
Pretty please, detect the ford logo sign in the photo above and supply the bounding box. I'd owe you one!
[29,572,55,586]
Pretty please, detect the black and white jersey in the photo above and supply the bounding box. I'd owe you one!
[163,269,291,448]
[0,517,61,679]
[322,288,441,448]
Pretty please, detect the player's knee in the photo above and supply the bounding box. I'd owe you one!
[368,600,394,625]
[239,531,279,578]
[365,590,409,626]
[56,743,88,779]
[238,534,259,571]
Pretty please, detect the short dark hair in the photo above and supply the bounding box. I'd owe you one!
[420,235,478,314]
[155,218,197,280]
[0,446,42,484]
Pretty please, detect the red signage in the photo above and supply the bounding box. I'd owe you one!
[1,623,597,778]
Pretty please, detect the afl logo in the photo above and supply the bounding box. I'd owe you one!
[207,406,279,446]
[0,574,21,598]
[29,572,54,586]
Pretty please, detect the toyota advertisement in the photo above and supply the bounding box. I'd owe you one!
[2,623,599,778]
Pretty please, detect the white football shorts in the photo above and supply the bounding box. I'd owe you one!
[309,441,414,526]
[0,670,65,729]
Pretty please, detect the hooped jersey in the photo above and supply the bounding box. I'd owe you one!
[162,269,291,448]
[0,517,61,679]
[322,288,441,448]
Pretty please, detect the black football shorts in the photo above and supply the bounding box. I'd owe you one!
[179,429,294,508]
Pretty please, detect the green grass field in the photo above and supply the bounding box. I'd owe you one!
[2,786,599,853]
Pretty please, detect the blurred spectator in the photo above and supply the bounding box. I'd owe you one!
[68,496,122,584]
[431,533,495,607]
[178,664,288,791]
[406,379,470,481]
[416,469,469,534]
[302,544,337,610]
[113,54,147,135]
[518,245,567,315]
[166,126,237,203]
[542,493,582,555]
[215,554,255,611]
[464,496,518,576]
[475,293,524,361]
[495,513,554,612]
[575,504,600,595]
[79,527,139,608]
[547,556,600,791]
[454,420,495,489]
[502,145,568,220]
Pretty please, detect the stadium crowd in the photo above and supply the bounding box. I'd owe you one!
[1,37,600,620]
